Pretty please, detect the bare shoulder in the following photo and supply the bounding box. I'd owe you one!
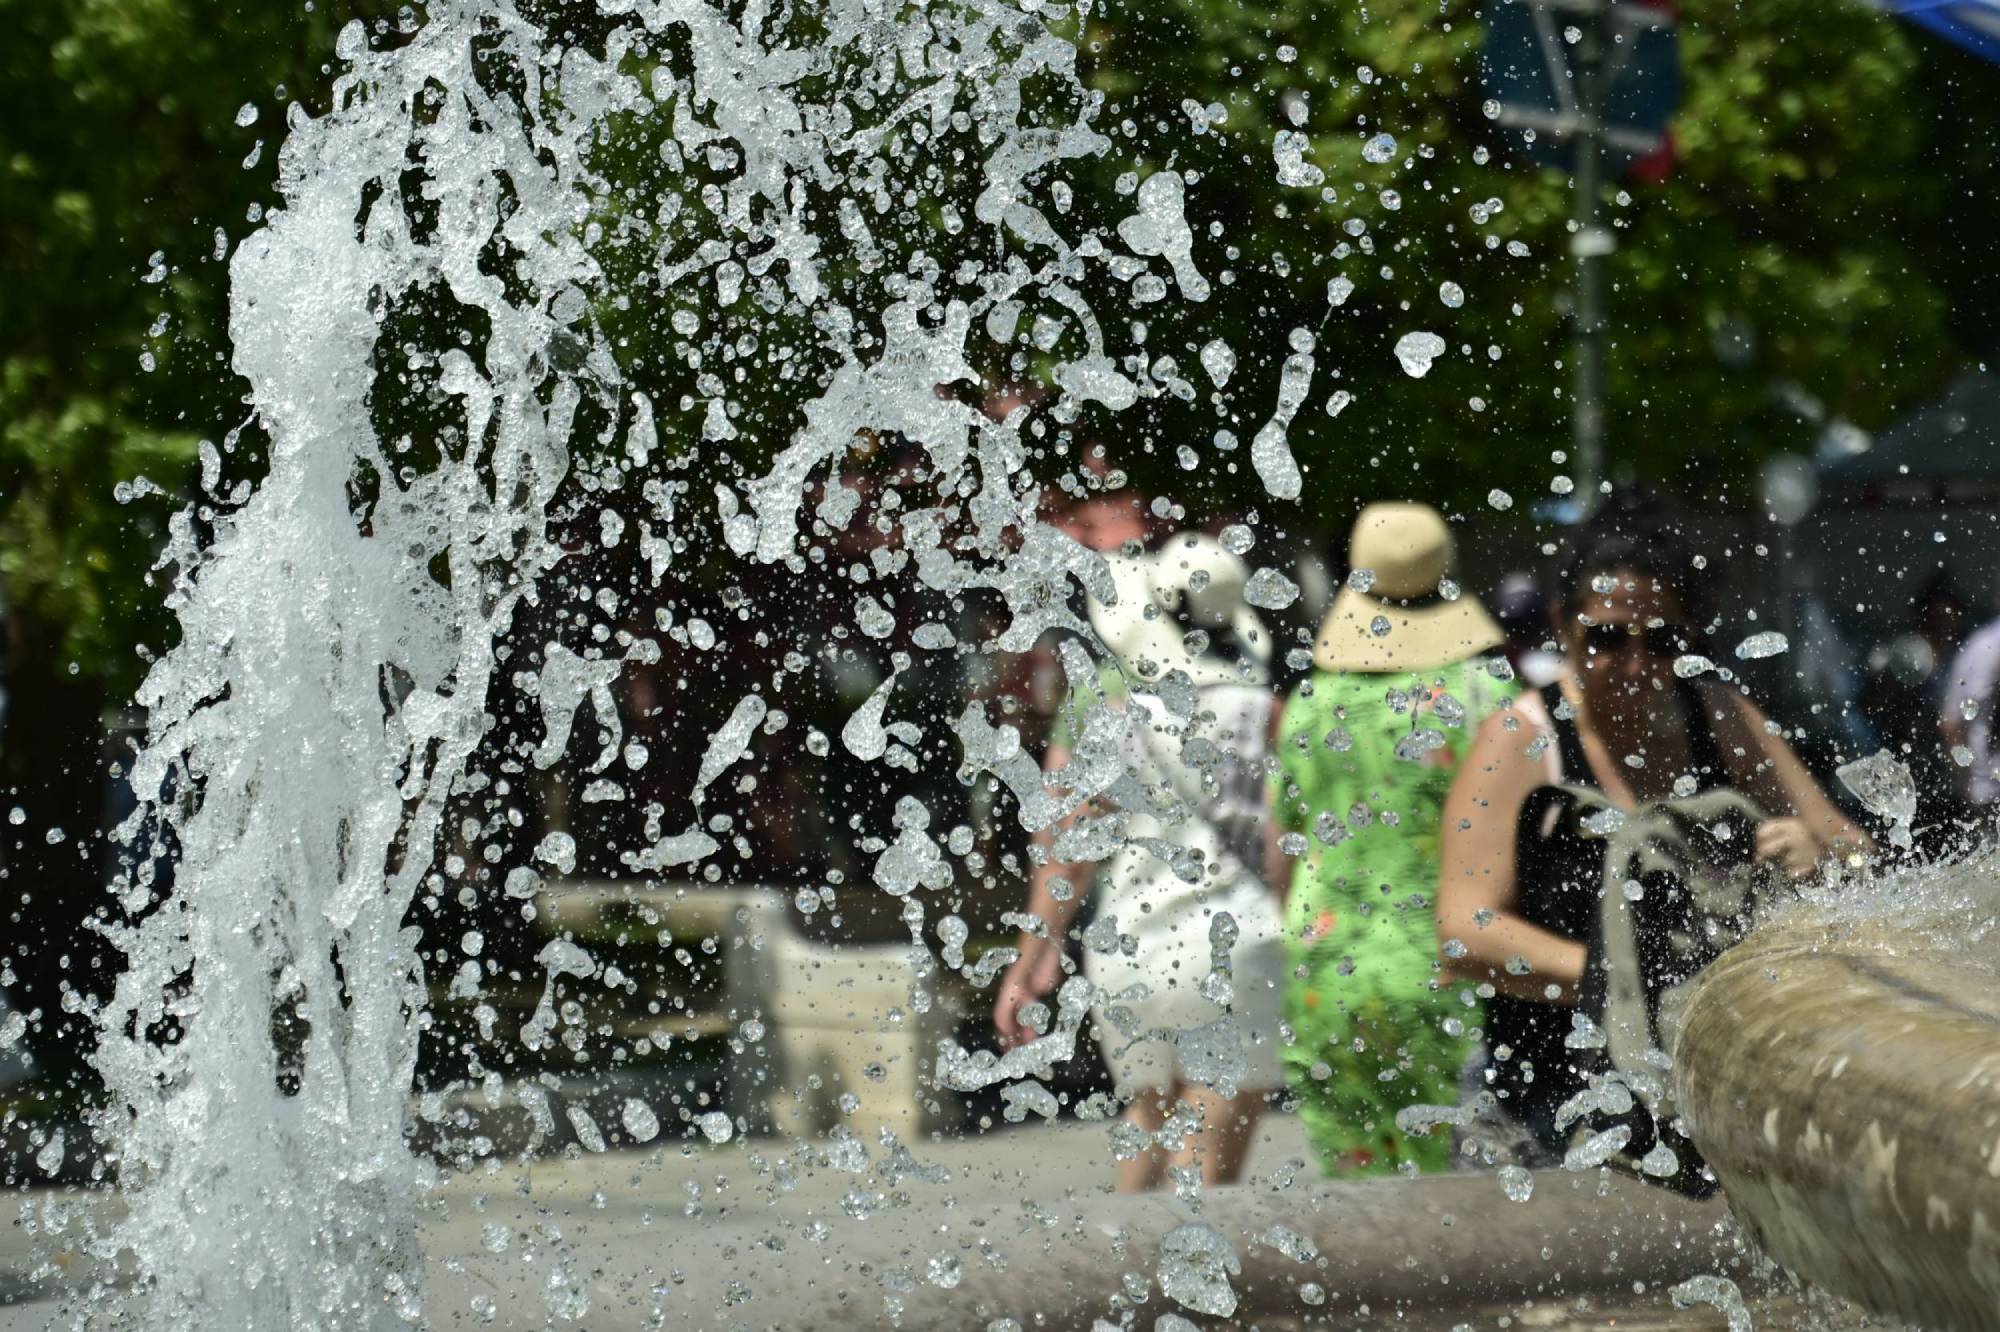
[1465,694,1546,783]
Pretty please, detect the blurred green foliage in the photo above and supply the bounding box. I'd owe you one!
[0,0,393,690]
[3,0,1999,691]
[1073,0,2000,516]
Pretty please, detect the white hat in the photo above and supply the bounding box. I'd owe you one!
[1089,534,1270,689]
[1313,502,1503,673]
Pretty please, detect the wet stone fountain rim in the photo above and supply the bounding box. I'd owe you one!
[1676,902,2000,1332]
[415,1170,1736,1330]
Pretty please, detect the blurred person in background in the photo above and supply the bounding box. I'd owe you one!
[1269,502,1517,1176]
[1492,571,1567,689]
[1437,504,1869,1166]
[994,533,1285,1191]
[1857,571,1974,848]
[1941,587,2000,824]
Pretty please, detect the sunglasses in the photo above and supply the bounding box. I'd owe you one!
[1580,622,1691,658]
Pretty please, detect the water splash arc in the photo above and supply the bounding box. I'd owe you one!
[91,1,1200,1325]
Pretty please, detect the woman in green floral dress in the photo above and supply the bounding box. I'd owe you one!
[1269,503,1516,1175]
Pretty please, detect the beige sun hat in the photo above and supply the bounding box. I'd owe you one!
[1089,534,1270,689]
[1312,502,1503,673]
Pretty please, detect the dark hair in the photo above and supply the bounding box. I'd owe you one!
[1553,493,1710,630]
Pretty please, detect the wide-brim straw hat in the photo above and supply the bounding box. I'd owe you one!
[1090,535,1270,690]
[1312,502,1503,673]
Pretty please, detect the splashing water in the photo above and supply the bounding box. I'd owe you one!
[90,1,1207,1324]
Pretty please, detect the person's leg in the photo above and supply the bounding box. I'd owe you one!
[1167,1081,1269,1186]
[1114,1091,1171,1193]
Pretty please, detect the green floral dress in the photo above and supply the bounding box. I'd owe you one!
[1270,659,1516,1175]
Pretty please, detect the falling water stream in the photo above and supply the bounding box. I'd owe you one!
[79,2,1252,1325]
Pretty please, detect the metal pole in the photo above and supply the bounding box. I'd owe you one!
[1571,0,1611,513]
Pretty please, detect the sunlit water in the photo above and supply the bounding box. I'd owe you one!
[28,2,1990,1329]
[77,1,1256,1326]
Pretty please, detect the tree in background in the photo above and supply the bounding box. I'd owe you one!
[0,0,394,1085]
[1075,0,2000,519]
[6,0,1997,686]
[2,0,1997,1085]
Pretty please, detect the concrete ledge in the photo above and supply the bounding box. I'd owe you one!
[415,1170,1736,1330]
[1676,904,2000,1331]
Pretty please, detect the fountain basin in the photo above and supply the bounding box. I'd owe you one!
[1677,902,2000,1331]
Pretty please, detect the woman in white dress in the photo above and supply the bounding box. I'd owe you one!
[993,532,1286,1192]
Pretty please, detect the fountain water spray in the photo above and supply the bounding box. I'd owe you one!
[87,1,1210,1324]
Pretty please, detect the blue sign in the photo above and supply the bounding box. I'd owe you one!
[1875,0,2000,65]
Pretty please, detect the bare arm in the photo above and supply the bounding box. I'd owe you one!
[1436,706,1589,1004]
[1019,744,1096,940]
[993,742,1098,1047]
[1711,688,1873,865]
[1264,693,1295,902]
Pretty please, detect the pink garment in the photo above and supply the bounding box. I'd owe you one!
[1942,617,2000,803]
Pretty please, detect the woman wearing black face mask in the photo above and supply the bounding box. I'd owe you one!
[1435,510,1870,1169]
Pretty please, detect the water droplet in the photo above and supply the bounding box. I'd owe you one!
[1245,568,1300,610]
[621,1098,660,1143]
[1671,1276,1753,1332]
[1673,654,1715,678]
[698,1111,734,1144]
[1379,189,1402,210]
[1563,1123,1633,1171]
[1394,331,1447,378]
[1580,808,1626,835]
[1394,729,1446,761]
[1733,631,1789,660]
[1482,98,1502,120]
[1348,567,1376,593]
[1487,489,1514,511]
[1837,750,1917,848]
[1369,615,1392,638]
[1362,132,1398,164]
[1219,524,1255,555]
[535,831,577,875]
[234,102,259,128]
[1498,1164,1533,1201]
[1199,338,1236,386]
[1157,1222,1241,1317]
[1438,281,1465,308]
[1326,274,1355,307]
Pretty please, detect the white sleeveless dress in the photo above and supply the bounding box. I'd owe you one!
[1082,682,1286,1095]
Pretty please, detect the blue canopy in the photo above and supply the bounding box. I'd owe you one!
[1876,0,2000,62]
